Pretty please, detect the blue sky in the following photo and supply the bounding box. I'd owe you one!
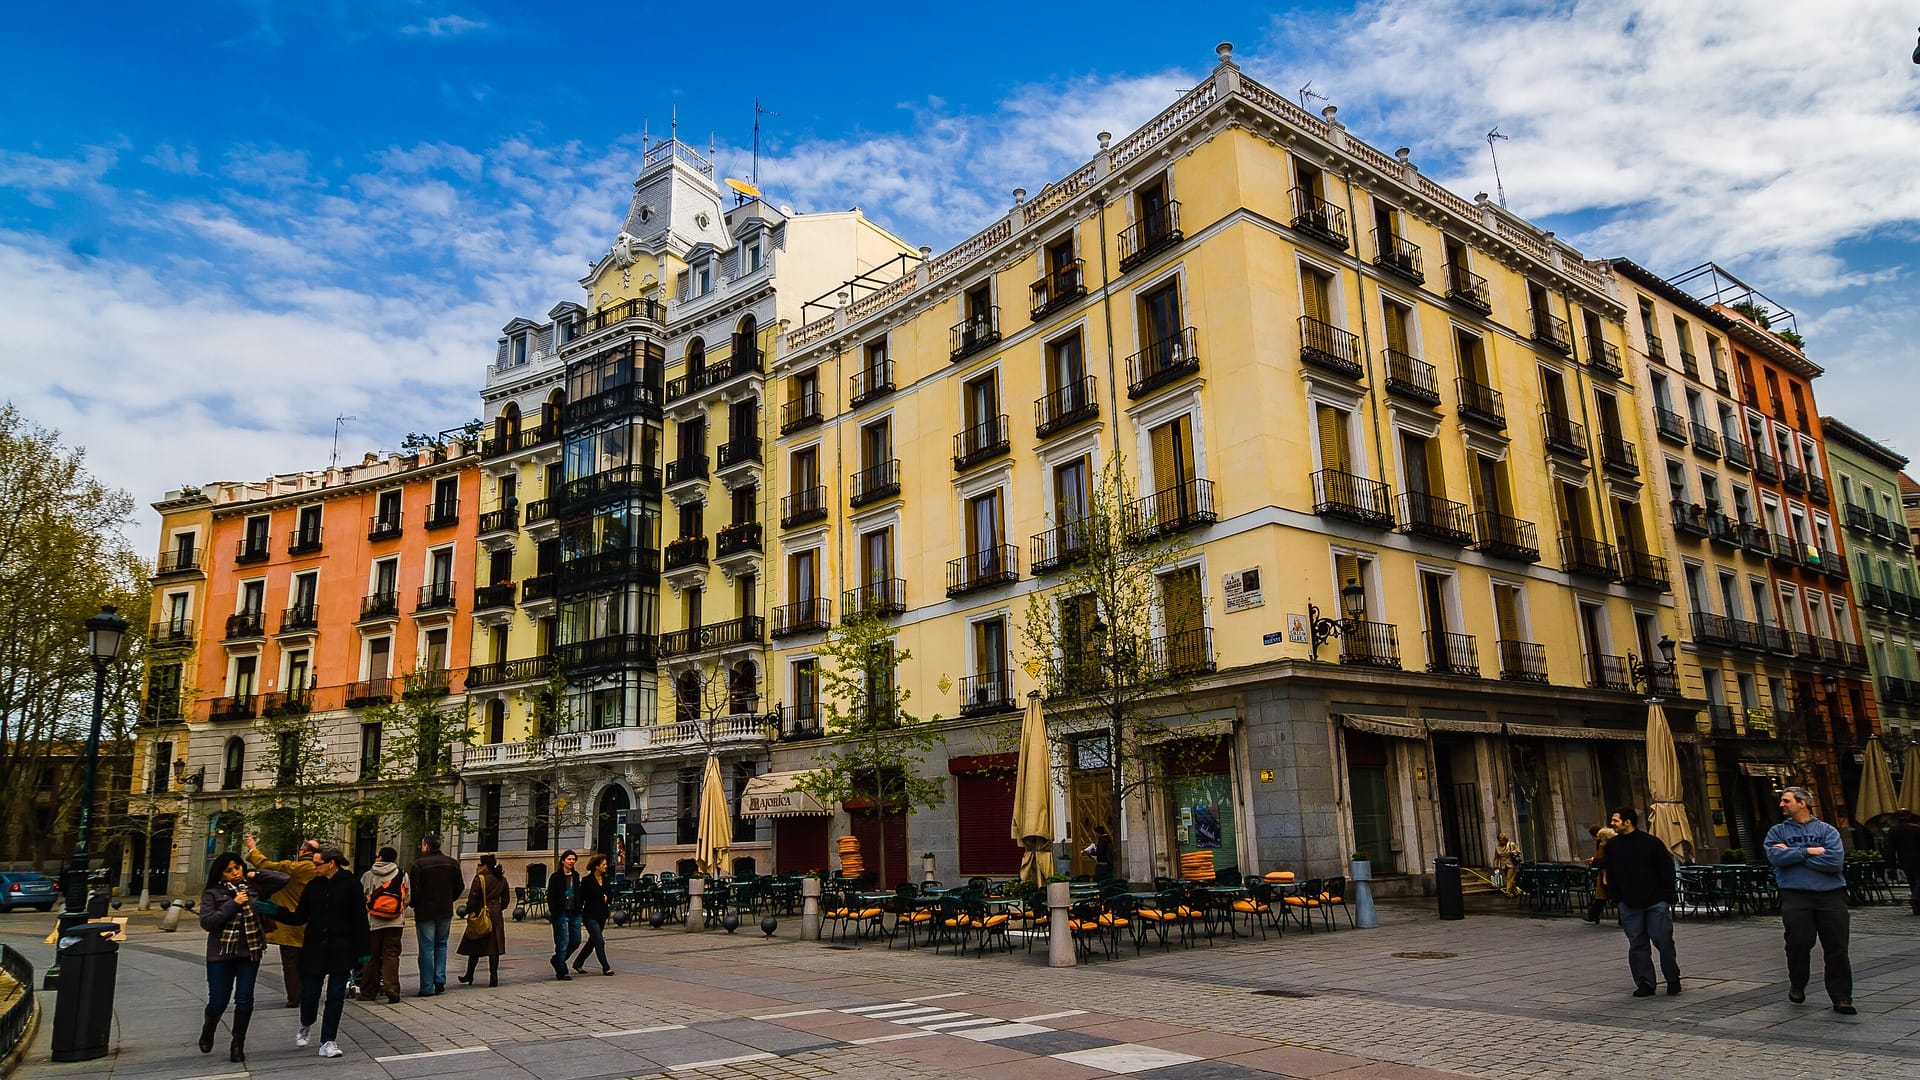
[4,2,1918,553]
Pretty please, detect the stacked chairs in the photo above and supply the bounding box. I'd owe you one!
[1178,849,1217,883]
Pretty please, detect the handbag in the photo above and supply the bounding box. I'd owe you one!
[463,902,493,942]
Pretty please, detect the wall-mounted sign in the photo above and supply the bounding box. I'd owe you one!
[1223,567,1263,611]
[1259,768,1275,783]
[1287,613,1310,643]
[1263,631,1284,646]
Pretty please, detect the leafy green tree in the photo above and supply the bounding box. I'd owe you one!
[247,708,355,857]
[360,669,476,847]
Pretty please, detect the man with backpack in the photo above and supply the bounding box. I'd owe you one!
[358,847,406,1004]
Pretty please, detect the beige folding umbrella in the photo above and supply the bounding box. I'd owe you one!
[1900,745,1920,814]
[1854,737,1898,826]
[1644,702,1697,860]
[694,754,731,876]
[1011,691,1055,886]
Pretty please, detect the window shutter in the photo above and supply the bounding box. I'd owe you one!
[1160,566,1203,637]
[1316,405,1350,474]
[1493,585,1522,644]
[956,772,1023,876]
[1383,303,1409,355]
[1302,270,1331,325]
[1151,421,1178,495]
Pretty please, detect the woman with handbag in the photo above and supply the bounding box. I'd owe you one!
[199,852,288,1063]
[455,853,508,987]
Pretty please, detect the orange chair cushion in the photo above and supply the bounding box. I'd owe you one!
[982,913,1010,927]
[1264,871,1296,883]
[858,907,884,919]
[1231,899,1269,913]
[1097,914,1129,927]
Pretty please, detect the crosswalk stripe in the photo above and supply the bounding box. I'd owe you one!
[751,1008,833,1020]
[848,1030,938,1045]
[591,1024,688,1039]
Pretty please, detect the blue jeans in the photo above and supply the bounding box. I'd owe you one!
[1619,901,1681,990]
[415,917,451,992]
[206,956,259,1016]
[298,969,350,1044]
[549,913,582,974]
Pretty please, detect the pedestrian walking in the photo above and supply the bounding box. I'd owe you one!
[1492,832,1523,894]
[1593,807,1681,997]
[407,834,465,997]
[1886,808,1920,915]
[243,834,319,1008]
[276,845,371,1059]
[357,847,406,1004]
[547,849,583,980]
[456,853,508,987]
[197,853,287,1063]
[572,853,615,975]
[1084,825,1115,881]
[1766,786,1854,1014]
[1584,825,1617,923]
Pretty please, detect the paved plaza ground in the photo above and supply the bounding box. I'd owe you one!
[4,894,1917,1080]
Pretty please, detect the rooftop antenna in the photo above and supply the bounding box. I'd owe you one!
[752,99,780,191]
[670,105,678,145]
[1486,127,1511,209]
[331,414,357,468]
[1297,80,1328,112]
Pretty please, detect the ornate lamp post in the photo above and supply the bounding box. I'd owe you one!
[1308,578,1368,661]
[1628,635,1679,699]
[45,604,127,987]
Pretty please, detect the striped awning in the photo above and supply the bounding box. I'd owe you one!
[1505,723,1644,741]
[1338,714,1426,740]
[738,771,830,818]
[1423,717,1504,735]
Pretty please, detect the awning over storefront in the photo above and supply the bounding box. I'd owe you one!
[739,771,830,818]
[1505,723,1644,741]
[1741,762,1794,780]
[1338,714,1426,740]
[1424,717,1504,735]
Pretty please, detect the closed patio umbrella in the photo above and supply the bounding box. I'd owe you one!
[1900,745,1920,814]
[1854,737,1898,827]
[1644,702,1697,860]
[1011,691,1055,886]
[695,754,731,876]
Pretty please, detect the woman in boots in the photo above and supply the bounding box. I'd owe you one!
[456,853,508,986]
[199,852,287,1063]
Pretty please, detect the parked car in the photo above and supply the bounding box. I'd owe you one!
[0,872,60,912]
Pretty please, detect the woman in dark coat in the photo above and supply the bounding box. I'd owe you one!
[456,853,509,986]
[199,852,288,1063]
[571,853,615,975]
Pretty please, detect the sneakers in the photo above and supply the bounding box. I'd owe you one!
[318,1041,344,1058]
[295,1026,311,1047]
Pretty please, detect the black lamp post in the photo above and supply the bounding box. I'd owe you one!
[1628,635,1679,698]
[46,604,127,987]
[1308,578,1368,661]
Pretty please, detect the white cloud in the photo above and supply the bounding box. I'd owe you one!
[0,144,121,205]
[142,143,202,176]
[402,14,487,37]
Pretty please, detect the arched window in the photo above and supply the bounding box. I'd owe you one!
[686,337,706,374]
[735,315,758,362]
[222,737,245,790]
[496,402,521,441]
[545,389,566,429]
[675,670,703,725]
[729,661,757,715]
[486,698,506,744]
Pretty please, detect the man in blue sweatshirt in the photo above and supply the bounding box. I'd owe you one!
[1764,786,1853,1014]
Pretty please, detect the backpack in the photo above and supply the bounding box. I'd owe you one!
[367,874,405,919]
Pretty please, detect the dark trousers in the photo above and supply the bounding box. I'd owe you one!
[298,968,351,1044]
[206,956,259,1015]
[1619,901,1680,990]
[549,913,582,974]
[277,944,301,1006]
[1902,864,1920,914]
[1781,887,1852,1003]
[573,918,609,972]
[359,927,403,997]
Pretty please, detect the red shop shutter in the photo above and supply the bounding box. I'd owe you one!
[956,771,1022,876]
[774,817,830,875]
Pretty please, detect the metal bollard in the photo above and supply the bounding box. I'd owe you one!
[156,899,184,932]
[801,877,821,940]
[1047,881,1075,968]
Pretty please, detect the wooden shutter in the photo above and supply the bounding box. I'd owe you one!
[1334,553,1362,599]
[1316,405,1351,474]
[1383,303,1410,354]
[1161,566,1203,637]
[1151,419,1185,495]
[1493,585,1522,644]
[1302,269,1331,325]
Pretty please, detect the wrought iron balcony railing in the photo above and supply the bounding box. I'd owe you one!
[1600,435,1638,475]
[1618,549,1671,591]
[1383,349,1440,405]
[781,392,824,434]
[1671,500,1709,538]
[1445,263,1491,312]
[424,499,459,529]
[1396,491,1471,545]
[1151,628,1217,678]
[950,306,1001,361]
[664,535,710,572]
[716,521,763,559]
[1425,631,1480,677]
[657,615,765,659]
[1690,611,1737,647]
[1340,620,1401,669]
[780,485,828,528]
[849,459,901,507]
[1530,308,1573,354]
[466,655,555,689]
[555,633,655,670]
[1035,376,1098,438]
[477,505,518,535]
[360,592,398,620]
[1030,522,1092,575]
[1654,406,1689,443]
[717,436,762,470]
[1298,316,1363,380]
[1457,377,1506,429]
[849,360,895,408]
[1371,230,1423,283]
[946,544,1019,597]
[1559,533,1619,580]
[842,578,906,620]
[1498,640,1548,683]
[771,598,832,638]
[959,670,1015,716]
[1030,260,1087,318]
[1124,477,1217,540]
[1290,187,1349,248]
[1125,326,1200,398]
[415,580,457,613]
[1690,421,1722,458]
[1472,511,1541,562]
[155,549,202,576]
[953,415,1010,470]
[149,620,194,647]
[665,455,708,487]
[1118,201,1181,271]
[1541,410,1588,460]
[225,610,266,639]
[1585,653,1633,692]
[235,536,271,564]
[279,603,318,632]
[1723,438,1750,471]
[211,694,258,722]
[1313,469,1394,528]
[474,583,517,610]
[1586,336,1624,378]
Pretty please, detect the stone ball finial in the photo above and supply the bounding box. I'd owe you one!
[1098,131,1112,151]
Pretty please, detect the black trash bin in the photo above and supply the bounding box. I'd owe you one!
[1434,856,1464,920]
[51,922,120,1062]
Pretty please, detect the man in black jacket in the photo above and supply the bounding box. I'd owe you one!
[407,835,465,996]
[279,846,370,1059]
[1889,809,1920,915]
[1594,806,1681,997]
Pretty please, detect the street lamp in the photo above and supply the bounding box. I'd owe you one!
[1628,635,1679,698]
[1307,578,1368,661]
[46,604,127,987]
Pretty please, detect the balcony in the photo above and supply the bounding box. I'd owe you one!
[1586,336,1624,379]
[261,688,312,718]
[359,592,399,621]
[1883,676,1910,707]
[664,535,710,572]
[1118,201,1181,271]
[1730,619,1768,653]
[946,544,1019,597]
[467,655,555,690]
[1646,337,1668,366]
[1781,462,1807,493]
[480,426,553,459]
[665,455,708,489]
[1599,435,1638,477]
[1790,631,1818,659]
[154,549,202,577]
[1498,640,1549,683]
[1444,263,1492,314]
[1723,438,1750,471]
[1472,511,1541,562]
[1313,469,1394,528]
[1821,550,1847,582]
[425,499,459,530]
[1126,325,1200,398]
[771,598,831,638]
[953,415,1010,471]
[345,679,393,708]
[1530,308,1573,354]
[667,353,763,403]
[716,521,763,559]
[224,610,265,639]
[1383,350,1440,405]
[1769,532,1804,568]
[474,583,516,610]
[1753,450,1779,483]
[1678,350,1700,379]
[566,380,659,428]
[1559,533,1619,581]
[477,505,518,536]
[1867,582,1891,610]
[458,713,772,773]
[959,670,1015,717]
[1035,376,1099,438]
[717,436,762,472]
[1618,548,1672,592]
[775,702,824,740]
[210,695,257,722]
[1298,316,1363,380]
[149,620,194,649]
[1541,410,1588,461]
[1654,407,1688,444]
[657,615,765,659]
[279,603,318,633]
[1289,187,1349,249]
[1807,474,1829,504]
[781,392,825,435]
[1874,512,1902,541]
[522,574,557,605]
[780,485,828,528]
[1425,631,1480,677]
[235,536,270,565]
[1707,513,1741,548]
[558,548,659,592]
[1690,611,1737,647]
[1030,260,1087,319]
[849,360,895,408]
[1739,522,1772,556]
[1585,653,1633,692]
[574,297,665,339]
[1340,620,1401,669]
[1844,642,1869,669]
[1456,377,1506,429]
[1031,522,1092,575]
[1690,422,1722,458]
[1371,230,1423,283]
[415,580,457,613]
[849,459,901,508]
[1670,501,1709,538]
[843,578,906,620]
[1396,491,1472,545]
[1151,627,1217,678]
[558,465,660,510]
[948,307,1003,363]
[1125,477,1217,540]
[555,633,655,671]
